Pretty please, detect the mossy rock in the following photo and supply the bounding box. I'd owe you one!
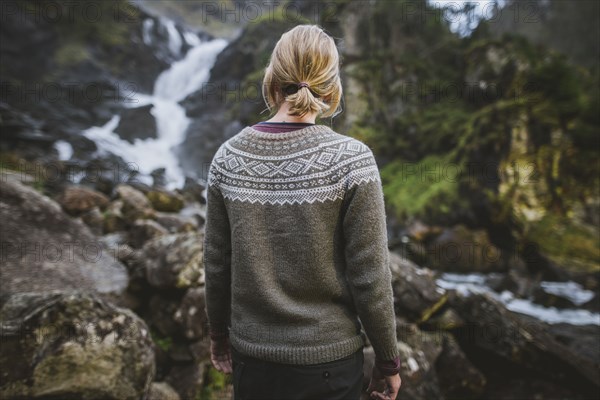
[146,190,185,213]
[0,291,155,399]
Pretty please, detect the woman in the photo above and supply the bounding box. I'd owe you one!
[203,24,402,400]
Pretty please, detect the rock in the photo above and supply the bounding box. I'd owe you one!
[545,322,600,366]
[57,185,110,215]
[426,224,508,273]
[147,294,182,338]
[362,339,443,400]
[363,323,485,400]
[148,381,181,400]
[155,212,198,233]
[151,168,168,189]
[114,104,158,143]
[103,200,127,233]
[115,184,154,221]
[181,177,207,204]
[165,363,205,400]
[581,293,600,312]
[450,292,600,396]
[389,251,448,323]
[0,178,128,297]
[420,307,466,331]
[1,169,37,189]
[146,189,185,213]
[81,206,105,235]
[142,232,205,289]
[189,339,211,363]
[0,291,155,399]
[174,287,208,340]
[129,219,169,249]
[435,333,487,399]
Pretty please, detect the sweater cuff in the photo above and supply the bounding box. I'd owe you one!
[375,356,402,376]
[208,327,230,341]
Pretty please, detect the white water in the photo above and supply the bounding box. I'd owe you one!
[54,140,73,161]
[428,0,507,36]
[539,280,596,306]
[436,272,600,326]
[80,20,228,190]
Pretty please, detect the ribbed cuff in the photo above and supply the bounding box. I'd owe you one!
[375,356,402,376]
[208,325,230,341]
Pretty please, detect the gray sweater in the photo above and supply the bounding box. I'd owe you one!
[203,124,399,365]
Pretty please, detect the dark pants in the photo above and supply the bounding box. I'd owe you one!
[231,344,365,400]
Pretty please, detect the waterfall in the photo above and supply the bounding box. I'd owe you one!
[80,20,228,190]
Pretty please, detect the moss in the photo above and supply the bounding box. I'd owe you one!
[417,293,448,324]
[150,329,173,353]
[54,40,92,66]
[198,365,230,400]
[525,213,600,273]
[0,152,47,193]
[380,154,469,223]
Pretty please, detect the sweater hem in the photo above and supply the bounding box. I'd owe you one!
[229,331,366,365]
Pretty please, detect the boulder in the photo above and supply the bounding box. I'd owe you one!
[0,291,155,399]
[147,294,181,338]
[0,178,128,298]
[146,189,185,213]
[142,232,205,289]
[148,381,180,400]
[115,184,155,221]
[56,185,110,215]
[114,104,158,143]
[151,168,168,189]
[129,219,169,249]
[362,323,485,400]
[165,363,205,400]
[103,200,128,233]
[174,287,208,340]
[389,252,448,323]
[181,177,207,204]
[435,332,487,399]
[81,206,105,236]
[426,224,507,272]
[450,292,600,397]
[362,337,443,400]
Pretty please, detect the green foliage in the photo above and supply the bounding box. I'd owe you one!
[251,0,311,25]
[380,154,469,223]
[150,329,173,352]
[197,365,230,400]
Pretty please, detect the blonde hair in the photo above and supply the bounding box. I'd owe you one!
[262,24,343,119]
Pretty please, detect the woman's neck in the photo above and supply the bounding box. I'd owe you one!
[265,102,317,124]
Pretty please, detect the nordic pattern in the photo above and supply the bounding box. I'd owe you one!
[208,133,382,205]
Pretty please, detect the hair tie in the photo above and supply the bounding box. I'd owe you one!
[297,82,310,89]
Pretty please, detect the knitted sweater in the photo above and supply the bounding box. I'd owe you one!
[203,124,400,366]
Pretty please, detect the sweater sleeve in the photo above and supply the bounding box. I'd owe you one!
[203,159,232,337]
[341,149,400,362]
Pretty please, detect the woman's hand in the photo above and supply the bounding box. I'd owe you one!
[367,364,402,400]
[209,336,233,374]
